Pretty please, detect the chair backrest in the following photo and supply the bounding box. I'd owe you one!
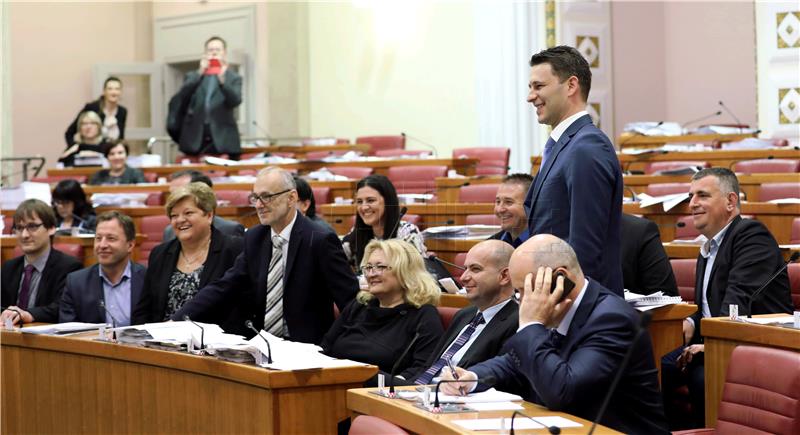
[759,183,800,202]
[349,415,409,435]
[2,215,13,234]
[374,149,431,158]
[145,192,164,206]
[733,159,800,174]
[465,214,499,225]
[328,166,373,179]
[452,147,510,175]
[404,214,422,228]
[646,161,710,175]
[674,215,701,240]
[312,187,331,210]
[670,259,697,303]
[458,184,500,203]
[53,243,84,262]
[646,183,691,197]
[143,172,158,183]
[715,345,800,435]
[139,215,171,266]
[789,263,800,311]
[215,190,250,206]
[356,135,405,156]
[387,166,448,195]
[30,175,88,184]
[437,306,460,330]
[791,218,800,244]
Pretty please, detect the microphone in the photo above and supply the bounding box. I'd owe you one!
[681,110,722,130]
[619,121,664,149]
[746,251,799,318]
[510,410,561,435]
[623,185,638,202]
[388,325,421,397]
[245,320,273,364]
[401,132,438,157]
[718,101,744,133]
[588,311,652,435]
[433,376,496,411]
[251,120,272,141]
[428,255,466,271]
[387,206,408,239]
[98,300,119,329]
[182,315,205,351]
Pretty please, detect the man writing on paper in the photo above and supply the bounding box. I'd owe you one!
[441,235,668,434]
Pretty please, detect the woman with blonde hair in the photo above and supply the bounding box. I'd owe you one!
[321,239,443,380]
[59,111,113,167]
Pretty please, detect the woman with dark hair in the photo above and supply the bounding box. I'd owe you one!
[52,179,96,233]
[342,174,427,268]
[88,142,146,185]
[293,176,335,233]
[65,76,127,147]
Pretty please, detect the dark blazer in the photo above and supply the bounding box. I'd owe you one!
[471,280,668,435]
[172,212,358,343]
[163,216,245,242]
[133,227,244,324]
[59,262,146,325]
[88,165,146,185]
[173,70,242,155]
[690,216,792,343]
[1,249,82,323]
[621,214,678,296]
[64,100,127,146]
[525,114,623,294]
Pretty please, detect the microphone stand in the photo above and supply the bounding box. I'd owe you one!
[245,320,273,364]
[747,252,799,318]
[183,315,205,353]
[509,410,561,435]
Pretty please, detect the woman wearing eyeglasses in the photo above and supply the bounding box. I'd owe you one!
[321,239,443,381]
[132,182,243,326]
[342,174,427,269]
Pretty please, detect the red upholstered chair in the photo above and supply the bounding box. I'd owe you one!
[2,215,13,234]
[53,243,84,262]
[145,192,164,206]
[139,215,170,267]
[374,149,431,158]
[759,182,800,202]
[458,184,500,203]
[305,150,350,160]
[387,166,448,195]
[791,218,800,244]
[452,147,511,175]
[30,175,88,184]
[789,263,800,311]
[349,415,409,435]
[437,306,459,330]
[646,161,709,175]
[466,214,499,225]
[356,135,405,156]
[670,259,697,303]
[646,183,691,197]
[328,166,373,179]
[143,172,158,183]
[404,214,422,228]
[675,215,701,240]
[312,187,331,210]
[733,159,800,174]
[673,345,800,435]
[215,190,250,206]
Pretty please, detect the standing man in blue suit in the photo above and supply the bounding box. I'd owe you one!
[442,235,668,434]
[524,46,623,294]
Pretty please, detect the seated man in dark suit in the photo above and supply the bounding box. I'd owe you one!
[1,199,82,325]
[59,211,146,326]
[173,167,358,342]
[662,168,793,428]
[163,169,245,241]
[443,234,669,434]
[489,174,533,248]
[621,213,678,295]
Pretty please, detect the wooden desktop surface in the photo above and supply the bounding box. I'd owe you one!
[0,329,377,434]
[616,132,757,150]
[243,143,370,158]
[347,387,621,434]
[700,315,800,427]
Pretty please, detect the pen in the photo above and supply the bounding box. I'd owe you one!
[445,357,466,396]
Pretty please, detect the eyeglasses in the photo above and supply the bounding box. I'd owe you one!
[360,264,392,275]
[52,199,70,207]
[13,223,44,234]
[248,189,290,206]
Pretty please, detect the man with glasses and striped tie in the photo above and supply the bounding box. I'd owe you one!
[172,167,358,342]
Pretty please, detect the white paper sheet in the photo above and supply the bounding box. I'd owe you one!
[467,401,524,411]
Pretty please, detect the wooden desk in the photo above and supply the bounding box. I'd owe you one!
[0,330,376,434]
[616,132,757,150]
[1,235,145,267]
[242,143,371,158]
[48,158,478,178]
[701,315,800,427]
[347,387,620,434]
[623,173,800,202]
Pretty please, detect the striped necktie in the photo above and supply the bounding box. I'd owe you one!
[264,235,286,337]
[415,312,485,385]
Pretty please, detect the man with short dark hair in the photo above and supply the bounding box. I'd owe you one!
[524,45,623,294]
[1,199,82,325]
[490,173,533,248]
[59,211,146,326]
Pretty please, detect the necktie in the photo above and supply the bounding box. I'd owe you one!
[550,329,566,348]
[17,264,34,310]
[264,235,285,337]
[540,137,557,168]
[415,312,485,385]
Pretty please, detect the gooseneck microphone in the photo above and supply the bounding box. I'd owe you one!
[387,206,408,239]
[619,121,665,149]
[182,315,205,351]
[251,120,272,141]
[98,300,119,329]
[588,311,652,435]
[245,320,273,364]
[510,410,561,435]
[433,376,496,410]
[718,101,744,133]
[681,110,722,130]
[747,251,800,318]
[401,132,438,157]
[428,255,466,271]
[388,325,421,397]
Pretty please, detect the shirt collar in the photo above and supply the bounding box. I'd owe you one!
[478,297,513,324]
[271,209,298,243]
[99,261,132,287]
[550,110,589,142]
[700,219,733,258]
[556,276,589,336]
[501,228,530,248]
[24,247,51,272]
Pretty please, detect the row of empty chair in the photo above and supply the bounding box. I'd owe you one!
[646,158,800,175]
[644,181,800,202]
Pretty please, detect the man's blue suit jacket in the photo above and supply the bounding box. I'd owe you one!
[59,262,147,325]
[471,280,668,434]
[525,114,623,294]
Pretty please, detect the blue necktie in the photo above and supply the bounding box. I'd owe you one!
[540,137,556,168]
[415,313,485,385]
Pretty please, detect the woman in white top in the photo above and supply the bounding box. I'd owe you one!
[342,174,427,269]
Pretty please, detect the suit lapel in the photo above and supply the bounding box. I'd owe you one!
[460,301,516,366]
[284,213,304,285]
[705,216,741,316]
[130,263,144,316]
[158,241,181,312]
[437,307,476,359]
[7,258,24,303]
[565,281,599,343]
[35,251,58,305]
[92,265,107,322]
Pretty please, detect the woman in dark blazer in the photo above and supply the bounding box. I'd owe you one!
[65,77,127,147]
[132,182,243,325]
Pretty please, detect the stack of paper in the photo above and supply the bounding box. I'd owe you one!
[636,192,690,212]
[624,291,683,311]
[91,193,150,207]
[21,322,105,335]
[423,225,501,240]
